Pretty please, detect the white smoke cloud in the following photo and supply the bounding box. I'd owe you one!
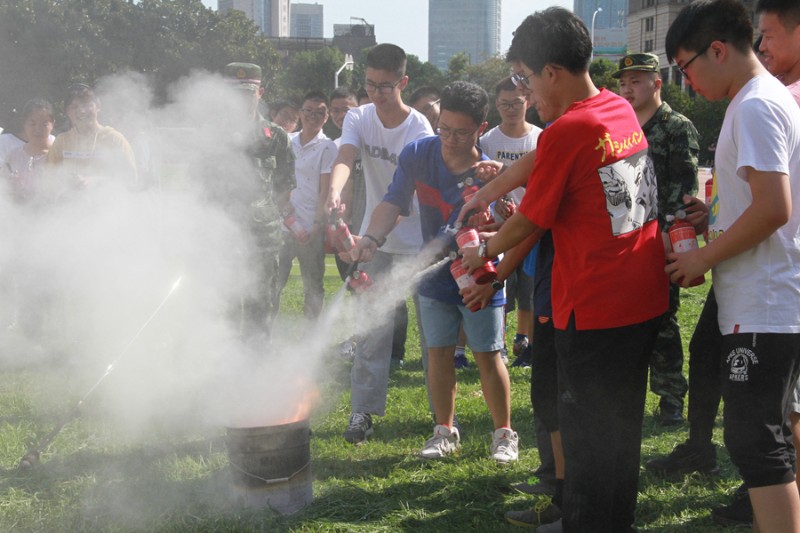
[1,69,437,459]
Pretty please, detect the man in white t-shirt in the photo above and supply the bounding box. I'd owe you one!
[276,90,337,319]
[479,76,542,366]
[666,1,800,529]
[326,43,433,444]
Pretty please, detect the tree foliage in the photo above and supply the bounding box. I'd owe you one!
[0,0,278,128]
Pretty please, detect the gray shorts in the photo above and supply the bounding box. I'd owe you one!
[418,294,504,352]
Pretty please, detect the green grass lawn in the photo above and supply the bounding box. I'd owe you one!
[0,261,740,532]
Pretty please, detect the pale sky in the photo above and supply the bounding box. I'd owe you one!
[201,1,573,62]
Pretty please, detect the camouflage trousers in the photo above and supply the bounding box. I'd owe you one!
[238,242,280,345]
[650,283,689,407]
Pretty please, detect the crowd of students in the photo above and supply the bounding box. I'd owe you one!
[4,0,800,530]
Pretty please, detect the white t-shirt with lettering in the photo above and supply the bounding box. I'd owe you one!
[339,103,433,254]
[710,74,800,334]
[479,124,541,205]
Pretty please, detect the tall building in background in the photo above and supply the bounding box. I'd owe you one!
[291,3,323,38]
[574,0,628,62]
[428,0,501,71]
[219,0,290,37]
[626,0,754,88]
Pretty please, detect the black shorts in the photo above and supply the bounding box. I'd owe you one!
[721,331,800,488]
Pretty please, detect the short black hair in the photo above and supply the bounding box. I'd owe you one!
[65,83,98,107]
[494,77,517,96]
[439,81,488,126]
[356,87,369,103]
[270,99,298,114]
[757,0,800,29]
[409,86,440,107]
[366,43,407,76]
[330,87,356,102]
[665,0,753,63]
[21,98,54,123]
[302,89,329,106]
[507,7,591,74]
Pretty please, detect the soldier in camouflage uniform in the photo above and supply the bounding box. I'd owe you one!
[615,53,699,425]
[218,63,296,343]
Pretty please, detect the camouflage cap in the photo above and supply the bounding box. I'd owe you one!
[224,62,262,91]
[612,53,660,78]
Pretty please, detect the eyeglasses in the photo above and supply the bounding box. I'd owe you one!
[497,99,526,111]
[329,106,352,115]
[677,40,724,78]
[511,71,533,89]
[364,78,403,95]
[436,125,480,143]
[301,108,327,119]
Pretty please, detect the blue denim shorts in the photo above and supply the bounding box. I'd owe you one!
[418,294,504,352]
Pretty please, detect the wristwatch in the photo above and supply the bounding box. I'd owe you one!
[491,279,504,292]
[478,240,489,259]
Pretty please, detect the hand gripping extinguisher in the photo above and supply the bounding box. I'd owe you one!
[453,227,497,284]
[449,256,481,312]
[326,204,355,253]
[667,210,705,287]
[283,207,309,244]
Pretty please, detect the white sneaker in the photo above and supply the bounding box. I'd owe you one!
[419,424,460,459]
[491,427,519,463]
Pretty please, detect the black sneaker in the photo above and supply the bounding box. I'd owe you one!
[657,398,684,426]
[645,441,719,476]
[505,497,561,527]
[711,484,753,527]
[511,477,557,496]
[343,412,373,444]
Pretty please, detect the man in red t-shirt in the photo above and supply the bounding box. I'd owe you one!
[461,8,668,532]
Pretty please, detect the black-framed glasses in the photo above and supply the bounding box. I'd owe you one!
[511,71,532,89]
[497,99,526,111]
[677,40,724,78]
[436,125,480,143]
[301,107,328,119]
[364,78,403,95]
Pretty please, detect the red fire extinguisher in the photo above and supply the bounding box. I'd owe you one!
[283,209,309,244]
[449,257,481,312]
[326,205,355,253]
[454,227,497,284]
[347,269,373,293]
[668,212,705,287]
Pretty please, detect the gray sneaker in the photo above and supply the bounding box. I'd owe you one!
[491,427,519,463]
[419,424,460,459]
[343,412,373,444]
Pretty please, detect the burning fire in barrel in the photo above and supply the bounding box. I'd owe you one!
[225,385,318,514]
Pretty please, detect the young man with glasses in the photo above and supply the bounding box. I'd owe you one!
[350,81,519,463]
[409,86,441,131]
[275,90,337,319]
[326,43,433,444]
[665,1,800,530]
[479,76,542,367]
[461,8,667,531]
